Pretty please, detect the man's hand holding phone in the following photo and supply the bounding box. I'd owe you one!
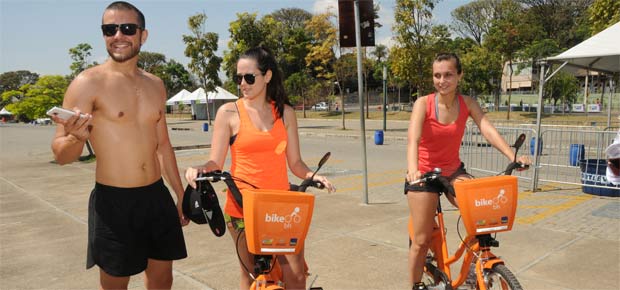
[47,106,92,142]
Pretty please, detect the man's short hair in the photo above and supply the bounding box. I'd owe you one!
[104,1,145,29]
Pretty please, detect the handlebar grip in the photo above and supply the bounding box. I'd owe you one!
[293,179,326,192]
[517,163,530,171]
[314,181,325,189]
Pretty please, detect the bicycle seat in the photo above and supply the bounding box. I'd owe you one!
[182,175,226,237]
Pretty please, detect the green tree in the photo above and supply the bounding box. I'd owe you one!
[137,52,195,97]
[333,53,358,129]
[183,12,223,123]
[460,46,502,98]
[0,70,39,106]
[304,12,337,80]
[68,43,95,79]
[223,12,266,84]
[138,51,167,73]
[6,75,69,120]
[372,44,388,63]
[392,0,438,100]
[519,0,591,49]
[544,70,580,110]
[484,0,531,119]
[1,90,24,110]
[269,8,313,79]
[588,0,620,34]
[285,71,313,118]
[450,0,497,46]
[161,60,196,98]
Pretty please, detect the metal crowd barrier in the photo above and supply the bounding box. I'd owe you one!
[461,123,619,194]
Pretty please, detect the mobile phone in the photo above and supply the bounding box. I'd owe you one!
[46,106,87,120]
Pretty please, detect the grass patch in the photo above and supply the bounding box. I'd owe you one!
[295,110,618,125]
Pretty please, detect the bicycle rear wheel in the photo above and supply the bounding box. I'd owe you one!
[483,264,523,290]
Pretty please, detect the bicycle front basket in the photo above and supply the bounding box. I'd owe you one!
[455,175,519,235]
[242,189,315,255]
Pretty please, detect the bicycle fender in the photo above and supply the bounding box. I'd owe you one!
[482,258,503,269]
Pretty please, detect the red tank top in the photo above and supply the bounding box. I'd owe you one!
[418,93,469,176]
[225,99,289,217]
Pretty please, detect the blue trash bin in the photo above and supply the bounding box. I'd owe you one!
[202,123,209,132]
[579,159,620,197]
[530,137,543,155]
[569,144,585,166]
[374,130,384,145]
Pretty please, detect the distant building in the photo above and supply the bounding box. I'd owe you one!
[500,61,607,97]
[500,62,538,94]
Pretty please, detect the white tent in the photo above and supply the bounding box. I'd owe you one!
[542,21,620,123]
[529,22,620,190]
[546,22,620,74]
[206,86,238,101]
[184,86,238,103]
[0,107,13,115]
[166,89,191,105]
[185,87,207,104]
[183,87,238,120]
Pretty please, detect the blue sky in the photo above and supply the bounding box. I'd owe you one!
[1,0,470,76]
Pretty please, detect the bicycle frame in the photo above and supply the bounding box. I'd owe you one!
[201,152,331,290]
[412,203,507,290]
[409,133,528,290]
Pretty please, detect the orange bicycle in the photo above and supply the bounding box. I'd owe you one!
[408,134,529,290]
[196,153,331,290]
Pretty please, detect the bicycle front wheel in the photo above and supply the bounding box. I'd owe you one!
[483,264,523,290]
[422,260,450,288]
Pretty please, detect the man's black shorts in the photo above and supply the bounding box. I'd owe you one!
[87,179,187,277]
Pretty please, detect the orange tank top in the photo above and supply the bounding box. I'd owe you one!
[225,99,289,218]
[418,93,469,176]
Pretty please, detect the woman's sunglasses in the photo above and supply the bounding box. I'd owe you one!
[233,73,260,85]
[608,158,620,176]
[101,23,142,37]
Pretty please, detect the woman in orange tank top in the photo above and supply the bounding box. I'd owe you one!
[185,47,335,290]
[404,53,530,290]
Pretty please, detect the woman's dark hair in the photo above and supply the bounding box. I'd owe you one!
[434,52,462,74]
[105,1,145,29]
[239,47,290,119]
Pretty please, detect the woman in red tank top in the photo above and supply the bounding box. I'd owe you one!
[184,47,335,289]
[405,53,530,290]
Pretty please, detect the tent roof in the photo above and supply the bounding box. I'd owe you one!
[185,88,206,104]
[546,22,620,73]
[206,86,238,100]
[165,89,191,105]
[182,87,238,104]
[0,107,13,115]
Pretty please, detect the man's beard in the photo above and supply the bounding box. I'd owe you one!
[107,43,141,63]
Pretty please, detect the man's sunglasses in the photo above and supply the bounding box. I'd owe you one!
[101,23,143,37]
[233,73,261,85]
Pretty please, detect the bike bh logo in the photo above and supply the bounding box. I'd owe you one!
[474,189,508,210]
[264,207,302,229]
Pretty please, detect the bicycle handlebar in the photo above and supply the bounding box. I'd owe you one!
[194,170,327,209]
[408,162,529,196]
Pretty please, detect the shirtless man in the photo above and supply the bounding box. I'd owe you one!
[50,2,188,289]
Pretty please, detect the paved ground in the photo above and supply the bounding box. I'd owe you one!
[1,117,619,290]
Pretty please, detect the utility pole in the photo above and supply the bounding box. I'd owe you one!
[382,65,387,131]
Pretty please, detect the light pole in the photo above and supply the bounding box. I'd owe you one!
[382,65,387,131]
[335,81,346,130]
